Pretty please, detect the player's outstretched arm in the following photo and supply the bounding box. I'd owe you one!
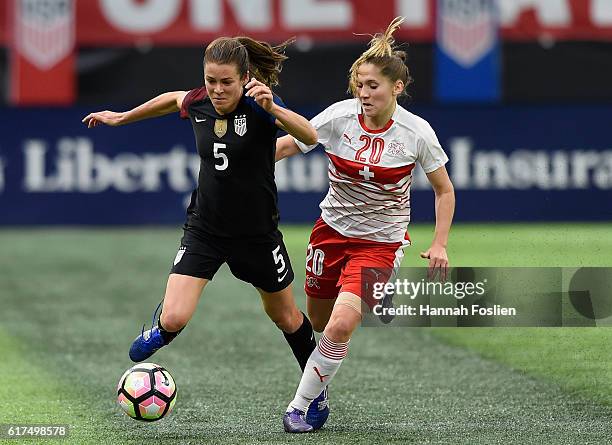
[421,166,455,279]
[275,135,302,162]
[271,106,317,146]
[82,91,188,128]
[244,78,317,145]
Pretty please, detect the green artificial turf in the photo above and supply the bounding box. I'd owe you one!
[0,223,611,444]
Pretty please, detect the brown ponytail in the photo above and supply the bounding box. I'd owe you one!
[204,36,294,87]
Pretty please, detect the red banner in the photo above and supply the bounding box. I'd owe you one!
[76,0,612,44]
[2,0,612,46]
[1,2,6,45]
[500,0,612,40]
[8,0,75,105]
[74,0,435,44]
[2,1,9,47]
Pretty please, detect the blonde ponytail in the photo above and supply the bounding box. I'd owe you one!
[348,17,412,97]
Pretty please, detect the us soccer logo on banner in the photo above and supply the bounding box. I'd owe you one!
[16,0,75,70]
[438,0,497,68]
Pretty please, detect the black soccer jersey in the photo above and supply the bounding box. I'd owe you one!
[180,87,284,238]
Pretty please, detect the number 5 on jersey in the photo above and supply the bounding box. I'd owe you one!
[213,142,228,171]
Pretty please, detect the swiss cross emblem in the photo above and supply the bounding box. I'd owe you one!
[358,165,374,181]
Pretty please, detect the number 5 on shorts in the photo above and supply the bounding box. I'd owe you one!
[272,245,286,275]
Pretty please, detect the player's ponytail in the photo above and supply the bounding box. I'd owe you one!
[236,36,294,87]
[204,36,293,87]
[348,16,413,97]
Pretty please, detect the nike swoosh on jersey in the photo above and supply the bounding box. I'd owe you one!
[278,270,289,282]
[195,116,206,122]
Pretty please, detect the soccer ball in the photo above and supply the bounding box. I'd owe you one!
[117,363,177,421]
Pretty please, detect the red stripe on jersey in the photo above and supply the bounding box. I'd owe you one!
[180,87,208,119]
[358,114,394,134]
[328,167,412,197]
[327,152,415,185]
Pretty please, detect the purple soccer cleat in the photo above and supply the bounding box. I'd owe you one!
[283,408,313,433]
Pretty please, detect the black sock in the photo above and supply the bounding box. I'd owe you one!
[283,312,316,371]
[158,317,184,344]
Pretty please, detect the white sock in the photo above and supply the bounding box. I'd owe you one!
[287,333,349,412]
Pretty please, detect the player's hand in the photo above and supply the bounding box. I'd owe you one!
[420,244,449,281]
[245,78,274,112]
[82,111,126,128]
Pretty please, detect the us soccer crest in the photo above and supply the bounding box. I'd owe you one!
[234,115,247,137]
[17,0,75,70]
[214,119,227,138]
[173,246,186,266]
[437,0,497,68]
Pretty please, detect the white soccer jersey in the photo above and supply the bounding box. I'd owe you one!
[295,99,448,244]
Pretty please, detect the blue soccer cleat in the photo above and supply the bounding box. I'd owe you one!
[129,301,167,362]
[283,408,313,433]
[306,387,329,430]
[129,325,167,362]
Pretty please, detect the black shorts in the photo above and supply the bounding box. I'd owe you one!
[170,227,294,293]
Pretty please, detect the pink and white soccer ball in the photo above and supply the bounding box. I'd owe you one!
[117,363,177,421]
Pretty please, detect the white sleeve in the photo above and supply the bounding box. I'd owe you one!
[416,123,448,173]
[294,105,336,154]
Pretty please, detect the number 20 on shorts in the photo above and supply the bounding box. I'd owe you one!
[306,244,324,276]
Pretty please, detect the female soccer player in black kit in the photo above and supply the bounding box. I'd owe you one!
[83,36,329,427]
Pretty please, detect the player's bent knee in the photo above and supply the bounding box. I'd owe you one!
[324,316,355,342]
[160,311,189,332]
[324,294,362,341]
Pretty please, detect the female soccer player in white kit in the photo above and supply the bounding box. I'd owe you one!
[276,17,456,432]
